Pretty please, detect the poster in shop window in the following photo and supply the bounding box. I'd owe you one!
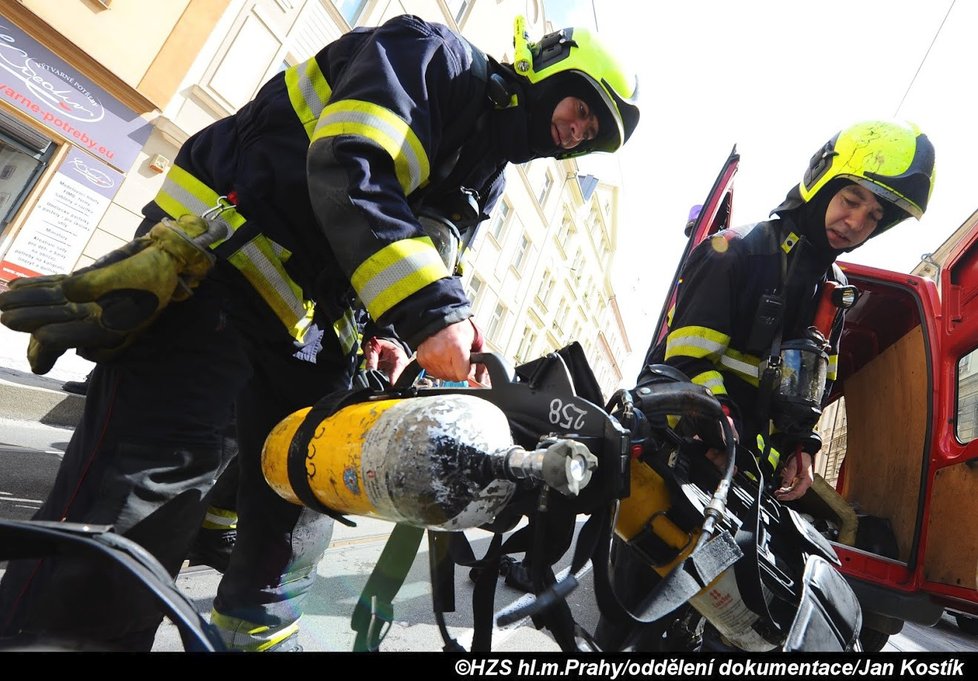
[0,147,121,279]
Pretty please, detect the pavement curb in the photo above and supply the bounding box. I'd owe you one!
[0,368,84,429]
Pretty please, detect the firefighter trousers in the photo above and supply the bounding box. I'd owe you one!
[0,269,351,650]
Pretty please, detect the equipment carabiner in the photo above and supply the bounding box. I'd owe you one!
[201,195,236,221]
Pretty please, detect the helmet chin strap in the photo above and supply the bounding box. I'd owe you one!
[794,179,847,261]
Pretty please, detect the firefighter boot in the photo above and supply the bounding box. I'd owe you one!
[187,506,237,573]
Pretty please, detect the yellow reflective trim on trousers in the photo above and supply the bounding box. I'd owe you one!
[665,326,729,360]
[827,353,838,381]
[312,100,430,195]
[352,236,450,321]
[333,307,359,356]
[757,434,781,470]
[285,56,333,139]
[210,610,300,652]
[201,506,238,530]
[227,238,316,342]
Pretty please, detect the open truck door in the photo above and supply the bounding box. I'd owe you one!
[649,147,739,349]
[922,222,978,611]
[792,216,978,651]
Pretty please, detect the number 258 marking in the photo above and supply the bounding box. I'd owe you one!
[549,398,587,430]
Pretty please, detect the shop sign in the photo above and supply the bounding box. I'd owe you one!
[0,18,151,171]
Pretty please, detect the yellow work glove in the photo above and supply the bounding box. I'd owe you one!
[0,215,220,374]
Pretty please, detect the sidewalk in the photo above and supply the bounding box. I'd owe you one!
[0,323,92,428]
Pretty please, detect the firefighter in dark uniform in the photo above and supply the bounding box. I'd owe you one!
[598,120,936,651]
[0,15,639,651]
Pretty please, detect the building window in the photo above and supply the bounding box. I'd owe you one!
[516,330,538,364]
[331,0,366,25]
[537,270,554,305]
[488,200,511,241]
[0,118,55,233]
[556,215,575,251]
[957,347,978,442]
[570,250,585,282]
[512,235,531,272]
[488,303,508,340]
[961,351,974,378]
[538,170,554,205]
[445,0,469,23]
[468,274,484,302]
[552,297,567,334]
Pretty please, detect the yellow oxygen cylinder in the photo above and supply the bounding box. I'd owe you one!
[616,457,779,652]
[615,458,699,576]
[263,394,520,531]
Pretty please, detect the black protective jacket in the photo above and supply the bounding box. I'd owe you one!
[148,14,533,352]
[639,215,845,451]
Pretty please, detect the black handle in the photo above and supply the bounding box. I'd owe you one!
[393,351,515,390]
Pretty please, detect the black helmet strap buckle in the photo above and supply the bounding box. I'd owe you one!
[803,136,840,190]
[534,33,577,71]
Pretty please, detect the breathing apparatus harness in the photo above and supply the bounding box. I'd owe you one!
[600,363,863,651]
[269,333,861,652]
[752,226,858,479]
[281,345,631,652]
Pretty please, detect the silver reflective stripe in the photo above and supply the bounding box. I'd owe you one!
[697,374,726,393]
[720,353,759,379]
[236,240,311,337]
[316,108,426,194]
[357,247,445,319]
[294,63,327,120]
[666,334,726,358]
[162,176,211,216]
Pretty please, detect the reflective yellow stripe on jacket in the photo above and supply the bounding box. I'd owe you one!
[286,56,433,196]
[664,325,764,393]
[351,236,449,323]
[156,166,333,347]
[664,325,730,397]
[286,56,334,139]
[312,99,430,196]
[288,56,446,323]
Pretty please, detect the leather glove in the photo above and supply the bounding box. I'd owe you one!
[0,214,220,374]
